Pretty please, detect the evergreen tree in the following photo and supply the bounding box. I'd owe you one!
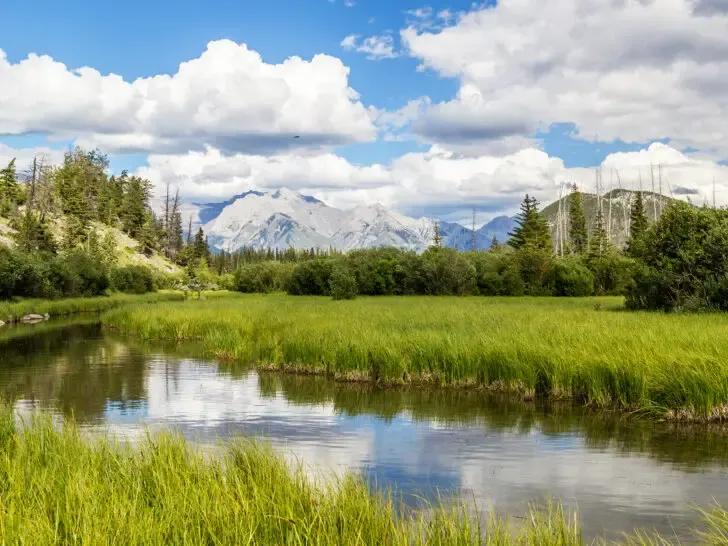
[588,208,610,260]
[137,214,159,256]
[193,227,209,261]
[0,159,22,214]
[490,234,500,250]
[120,175,152,238]
[432,221,442,248]
[626,191,649,258]
[13,211,56,254]
[508,195,552,252]
[568,184,588,255]
[100,229,119,269]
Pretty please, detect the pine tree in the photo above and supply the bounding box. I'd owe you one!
[193,227,208,261]
[508,194,552,252]
[490,234,500,250]
[588,208,610,260]
[100,229,119,269]
[120,175,152,239]
[13,211,56,254]
[0,159,22,214]
[568,184,587,255]
[432,221,442,248]
[626,191,649,257]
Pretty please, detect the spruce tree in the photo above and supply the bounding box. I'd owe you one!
[490,234,500,250]
[13,211,56,254]
[588,208,610,260]
[432,221,442,248]
[0,159,22,214]
[568,184,587,255]
[508,194,552,252]
[626,191,649,257]
[120,175,152,239]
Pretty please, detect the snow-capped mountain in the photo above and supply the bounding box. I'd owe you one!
[189,188,514,252]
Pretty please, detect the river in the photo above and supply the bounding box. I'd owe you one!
[1,319,727,542]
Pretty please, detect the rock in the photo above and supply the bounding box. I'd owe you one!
[43,313,50,320]
[0,320,5,327]
[20,314,45,324]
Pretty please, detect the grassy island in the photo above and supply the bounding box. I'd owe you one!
[102,294,728,421]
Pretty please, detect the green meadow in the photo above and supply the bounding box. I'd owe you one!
[102,294,728,421]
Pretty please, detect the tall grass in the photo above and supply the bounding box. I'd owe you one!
[103,295,728,421]
[0,291,185,322]
[0,406,726,544]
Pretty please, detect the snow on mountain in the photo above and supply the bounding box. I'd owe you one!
[195,188,512,252]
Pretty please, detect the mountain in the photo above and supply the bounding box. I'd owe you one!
[540,189,678,248]
[198,188,514,252]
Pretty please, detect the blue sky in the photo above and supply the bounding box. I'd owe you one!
[2,0,728,220]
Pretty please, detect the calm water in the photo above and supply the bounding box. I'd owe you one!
[2,320,728,541]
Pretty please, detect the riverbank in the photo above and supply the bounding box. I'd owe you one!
[0,292,188,324]
[101,294,728,422]
[1,405,726,544]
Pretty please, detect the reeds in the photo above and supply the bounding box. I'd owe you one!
[102,294,728,421]
[2,405,726,545]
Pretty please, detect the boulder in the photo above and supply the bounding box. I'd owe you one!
[0,320,5,327]
[21,314,45,324]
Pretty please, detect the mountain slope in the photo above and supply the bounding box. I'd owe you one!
[201,189,516,252]
[541,189,678,248]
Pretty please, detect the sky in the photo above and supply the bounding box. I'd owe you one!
[2,0,728,225]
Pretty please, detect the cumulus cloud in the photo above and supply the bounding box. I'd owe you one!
[0,41,375,155]
[341,34,399,59]
[0,144,65,172]
[139,143,728,224]
[401,0,728,156]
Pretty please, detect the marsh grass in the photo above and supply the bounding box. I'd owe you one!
[102,295,728,421]
[0,291,186,323]
[0,405,726,544]
[0,405,580,545]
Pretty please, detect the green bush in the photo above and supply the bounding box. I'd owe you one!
[286,259,334,296]
[329,263,358,300]
[235,262,293,293]
[546,257,594,297]
[626,203,728,311]
[588,252,636,296]
[110,266,156,294]
[421,248,477,296]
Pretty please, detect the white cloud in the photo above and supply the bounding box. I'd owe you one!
[0,144,65,172]
[139,142,728,223]
[0,40,375,155]
[340,34,399,60]
[401,0,728,156]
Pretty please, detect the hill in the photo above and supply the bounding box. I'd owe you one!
[541,189,678,248]
[0,215,181,275]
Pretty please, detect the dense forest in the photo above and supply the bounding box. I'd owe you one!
[2,147,727,311]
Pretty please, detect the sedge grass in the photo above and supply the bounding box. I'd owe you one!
[101,294,728,421]
[0,291,185,323]
[1,404,726,545]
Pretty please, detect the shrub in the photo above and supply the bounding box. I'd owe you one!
[588,252,636,296]
[546,257,594,297]
[421,248,477,296]
[329,263,358,300]
[626,203,728,310]
[111,266,156,294]
[286,259,334,296]
[235,262,293,294]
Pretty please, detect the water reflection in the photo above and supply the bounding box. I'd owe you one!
[1,321,728,541]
